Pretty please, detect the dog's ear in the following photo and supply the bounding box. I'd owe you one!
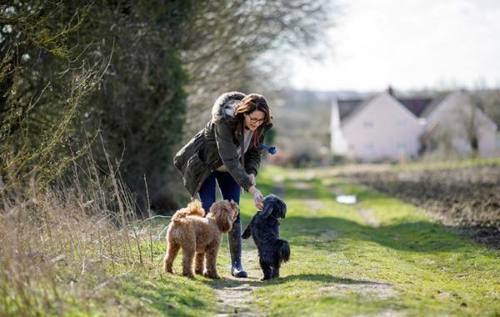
[218,213,233,232]
[261,201,273,218]
[279,200,287,218]
[212,203,233,232]
[229,200,239,211]
[227,200,239,221]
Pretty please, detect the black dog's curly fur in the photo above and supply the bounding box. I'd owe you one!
[242,194,290,280]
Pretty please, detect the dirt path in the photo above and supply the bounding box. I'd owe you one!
[213,249,261,316]
[357,208,380,227]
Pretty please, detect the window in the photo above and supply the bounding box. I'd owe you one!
[363,121,374,128]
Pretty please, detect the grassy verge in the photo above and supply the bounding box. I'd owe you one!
[0,193,216,317]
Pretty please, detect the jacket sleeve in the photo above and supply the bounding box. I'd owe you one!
[214,120,253,191]
[244,142,263,177]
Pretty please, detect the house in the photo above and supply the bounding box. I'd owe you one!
[330,89,498,161]
[331,90,427,161]
[420,91,498,158]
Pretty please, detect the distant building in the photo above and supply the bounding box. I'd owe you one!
[421,91,497,158]
[330,89,498,161]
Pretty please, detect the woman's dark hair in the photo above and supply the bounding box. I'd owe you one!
[234,94,272,148]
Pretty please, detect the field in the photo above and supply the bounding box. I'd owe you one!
[337,160,500,248]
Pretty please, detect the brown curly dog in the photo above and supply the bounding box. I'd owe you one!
[163,199,239,278]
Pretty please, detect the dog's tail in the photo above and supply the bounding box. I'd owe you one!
[241,224,251,239]
[278,239,290,263]
[241,216,255,239]
[172,200,205,223]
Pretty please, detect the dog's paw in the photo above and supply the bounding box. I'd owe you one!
[195,269,204,275]
[182,272,195,278]
[203,271,221,279]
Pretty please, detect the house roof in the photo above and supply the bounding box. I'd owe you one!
[337,95,378,124]
[337,93,434,123]
[337,98,364,120]
[420,91,498,129]
[335,89,499,129]
[396,97,433,117]
[419,93,449,118]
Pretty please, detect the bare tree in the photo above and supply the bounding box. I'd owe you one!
[463,98,480,155]
[471,90,500,127]
[178,0,334,137]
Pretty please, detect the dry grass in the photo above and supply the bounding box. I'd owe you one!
[0,159,160,316]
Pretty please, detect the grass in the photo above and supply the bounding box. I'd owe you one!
[0,187,217,317]
[301,157,500,180]
[1,163,499,316]
[390,156,500,172]
[242,165,500,317]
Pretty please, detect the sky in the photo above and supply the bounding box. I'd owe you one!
[289,0,500,92]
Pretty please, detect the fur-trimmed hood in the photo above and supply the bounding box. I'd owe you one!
[211,91,246,122]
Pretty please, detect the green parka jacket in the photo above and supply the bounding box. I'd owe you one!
[173,92,272,197]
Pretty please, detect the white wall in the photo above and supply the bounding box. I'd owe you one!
[330,99,349,155]
[342,93,424,161]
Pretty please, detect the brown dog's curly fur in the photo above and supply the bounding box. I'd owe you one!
[163,199,238,278]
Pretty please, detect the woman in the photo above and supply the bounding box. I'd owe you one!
[173,91,272,278]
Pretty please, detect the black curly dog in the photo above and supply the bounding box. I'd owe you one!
[242,194,290,280]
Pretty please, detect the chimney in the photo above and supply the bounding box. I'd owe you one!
[387,85,395,96]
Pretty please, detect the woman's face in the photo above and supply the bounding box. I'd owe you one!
[244,110,266,131]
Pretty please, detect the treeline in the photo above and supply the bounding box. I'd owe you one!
[0,0,331,213]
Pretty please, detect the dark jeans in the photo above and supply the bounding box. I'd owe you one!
[198,171,241,223]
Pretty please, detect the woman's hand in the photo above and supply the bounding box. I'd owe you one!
[248,185,264,210]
